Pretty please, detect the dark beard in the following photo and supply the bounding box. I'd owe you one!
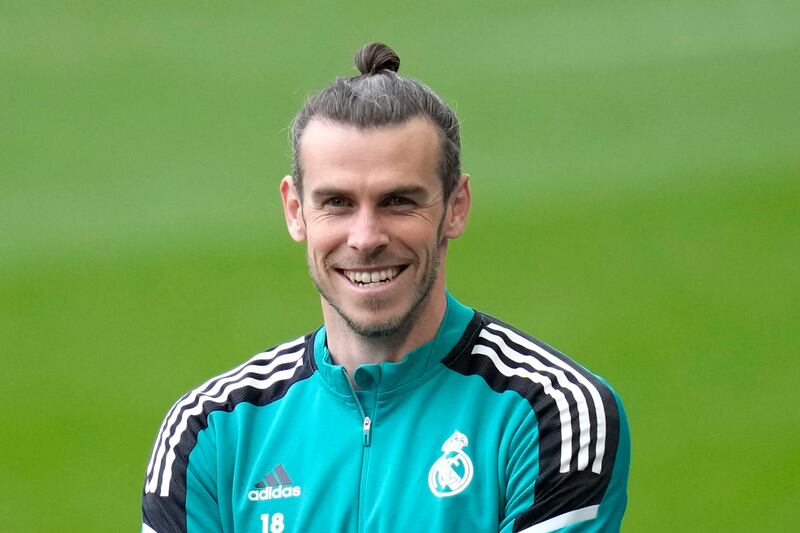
[306,206,447,339]
[308,246,441,339]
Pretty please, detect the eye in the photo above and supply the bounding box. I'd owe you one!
[323,197,351,209]
[384,195,415,208]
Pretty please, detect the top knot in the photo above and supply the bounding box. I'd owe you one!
[354,42,400,75]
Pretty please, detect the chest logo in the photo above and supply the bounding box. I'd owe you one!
[428,431,473,497]
[248,464,302,502]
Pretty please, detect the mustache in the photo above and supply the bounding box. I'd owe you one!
[323,252,412,270]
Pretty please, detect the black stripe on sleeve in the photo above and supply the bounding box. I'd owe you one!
[145,338,306,487]
[142,335,315,533]
[478,325,602,472]
[443,314,621,531]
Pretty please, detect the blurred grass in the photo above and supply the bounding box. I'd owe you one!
[2,1,799,531]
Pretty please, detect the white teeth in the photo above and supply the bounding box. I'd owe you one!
[343,267,400,285]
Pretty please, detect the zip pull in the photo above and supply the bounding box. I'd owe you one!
[362,416,372,447]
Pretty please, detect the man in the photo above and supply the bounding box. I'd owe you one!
[142,42,630,533]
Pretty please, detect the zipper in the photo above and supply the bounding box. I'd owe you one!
[362,416,372,446]
[343,369,372,448]
[343,369,374,533]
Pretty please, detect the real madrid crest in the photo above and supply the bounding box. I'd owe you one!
[428,431,473,497]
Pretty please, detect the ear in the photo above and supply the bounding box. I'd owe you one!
[280,175,306,242]
[442,174,471,240]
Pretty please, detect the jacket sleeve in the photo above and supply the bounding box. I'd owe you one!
[142,399,224,533]
[500,383,630,533]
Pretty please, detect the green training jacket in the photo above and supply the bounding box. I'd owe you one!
[142,294,630,532]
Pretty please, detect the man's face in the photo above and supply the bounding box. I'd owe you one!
[281,117,467,338]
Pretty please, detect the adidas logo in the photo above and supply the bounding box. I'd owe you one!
[247,464,302,502]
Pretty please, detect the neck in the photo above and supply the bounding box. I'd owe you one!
[322,280,448,379]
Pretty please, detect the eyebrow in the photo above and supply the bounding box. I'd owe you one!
[309,186,430,202]
[382,186,429,198]
[309,187,349,202]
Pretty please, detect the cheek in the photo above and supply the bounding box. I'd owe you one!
[397,224,441,253]
[306,226,345,259]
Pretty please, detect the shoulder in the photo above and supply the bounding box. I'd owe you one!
[143,334,314,498]
[173,334,313,417]
[447,312,623,403]
[445,311,626,473]
[447,312,630,531]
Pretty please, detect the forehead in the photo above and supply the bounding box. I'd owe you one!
[299,117,441,194]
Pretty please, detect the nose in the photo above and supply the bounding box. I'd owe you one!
[347,208,390,253]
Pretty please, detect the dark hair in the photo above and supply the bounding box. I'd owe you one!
[290,42,461,200]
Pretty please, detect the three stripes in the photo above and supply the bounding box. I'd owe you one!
[472,322,608,475]
[144,337,307,497]
[255,464,294,488]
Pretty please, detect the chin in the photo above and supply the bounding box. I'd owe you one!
[341,308,410,338]
[331,297,421,338]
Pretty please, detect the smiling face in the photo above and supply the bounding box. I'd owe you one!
[281,117,470,339]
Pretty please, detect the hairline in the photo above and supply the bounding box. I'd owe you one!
[293,114,453,201]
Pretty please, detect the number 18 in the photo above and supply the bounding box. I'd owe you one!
[260,512,285,533]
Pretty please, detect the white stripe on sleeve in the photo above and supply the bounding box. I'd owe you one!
[487,323,608,473]
[519,505,599,533]
[471,344,574,473]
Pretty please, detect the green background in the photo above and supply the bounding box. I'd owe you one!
[2,1,798,531]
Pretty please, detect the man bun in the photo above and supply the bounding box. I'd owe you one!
[292,41,461,200]
[354,42,400,75]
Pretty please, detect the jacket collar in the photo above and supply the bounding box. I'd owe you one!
[312,292,475,394]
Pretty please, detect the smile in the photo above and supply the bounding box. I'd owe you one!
[338,266,405,287]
